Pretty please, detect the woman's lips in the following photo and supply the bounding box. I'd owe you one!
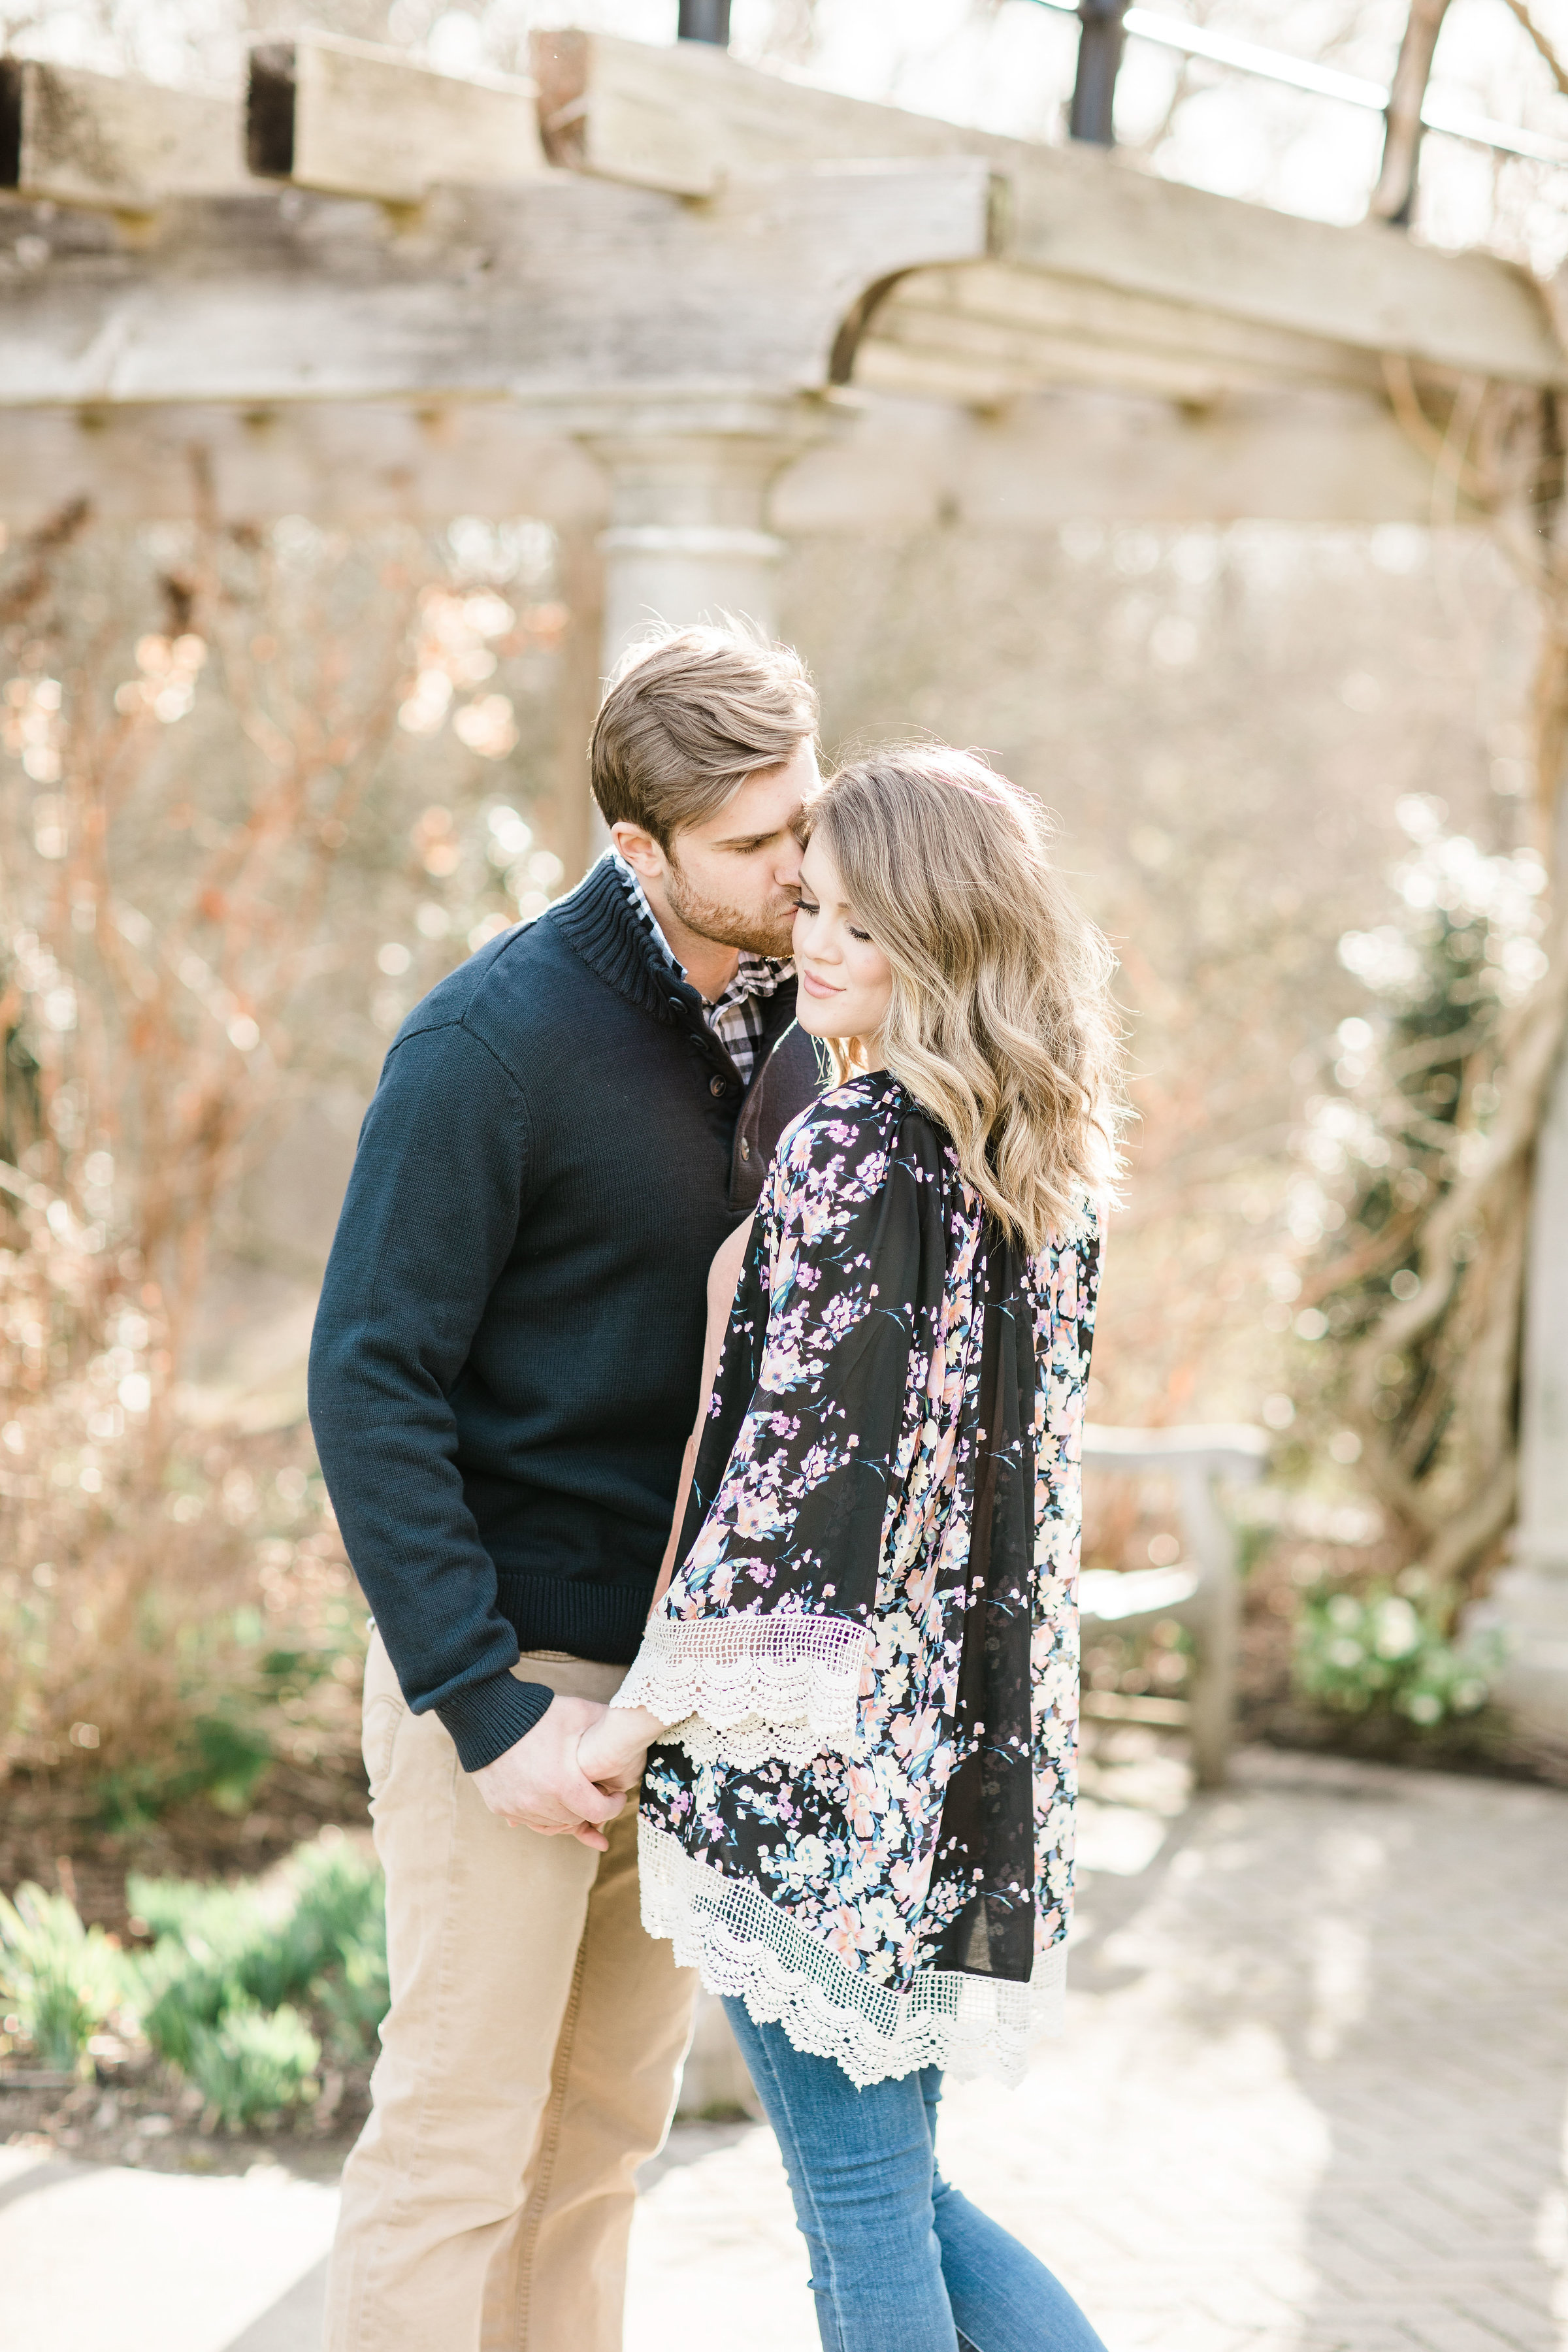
[798,969,841,999]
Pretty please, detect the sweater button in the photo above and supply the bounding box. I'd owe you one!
[668,995,684,1011]
[740,1139,751,1160]
[709,1075,727,1097]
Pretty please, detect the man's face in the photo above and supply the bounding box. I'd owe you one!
[615,737,818,960]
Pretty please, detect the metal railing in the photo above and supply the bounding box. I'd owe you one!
[1024,0,1568,168]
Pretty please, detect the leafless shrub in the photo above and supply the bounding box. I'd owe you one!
[0,498,572,1819]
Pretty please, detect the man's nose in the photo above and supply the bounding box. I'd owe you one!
[776,828,805,884]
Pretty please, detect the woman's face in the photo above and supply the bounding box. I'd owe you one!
[792,834,894,1057]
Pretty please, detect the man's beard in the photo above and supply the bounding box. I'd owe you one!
[664,854,795,959]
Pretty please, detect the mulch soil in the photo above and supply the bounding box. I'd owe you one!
[0,2053,371,2182]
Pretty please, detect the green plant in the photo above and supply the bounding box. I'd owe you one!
[0,1883,125,2075]
[129,1874,272,2072]
[316,1940,391,2063]
[282,1844,387,2057]
[1294,1586,1499,1727]
[126,1837,388,2094]
[184,1999,321,2129]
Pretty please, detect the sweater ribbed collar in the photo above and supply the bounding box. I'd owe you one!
[551,853,700,1026]
[553,853,801,1049]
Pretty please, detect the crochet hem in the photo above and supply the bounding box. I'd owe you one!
[639,1819,1066,2091]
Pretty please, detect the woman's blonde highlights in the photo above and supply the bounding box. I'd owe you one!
[808,749,1124,1251]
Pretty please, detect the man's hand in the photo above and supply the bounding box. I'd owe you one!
[471,1698,627,1851]
[576,1703,665,1797]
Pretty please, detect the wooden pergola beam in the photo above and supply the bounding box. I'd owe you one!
[0,28,1560,442]
[0,159,999,412]
[0,57,244,210]
[0,376,1451,531]
[1002,152,1561,388]
[855,263,1389,409]
[531,31,1564,390]
[246,32,546,204]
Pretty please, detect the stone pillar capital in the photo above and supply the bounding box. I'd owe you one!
[582,406,825,673]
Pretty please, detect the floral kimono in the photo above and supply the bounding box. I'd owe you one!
[614,1072,1100,2089]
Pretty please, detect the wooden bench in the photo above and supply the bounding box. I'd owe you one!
[1081,1422,1270,1788]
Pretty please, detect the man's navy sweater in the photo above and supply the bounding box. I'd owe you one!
[308,855,821,1772]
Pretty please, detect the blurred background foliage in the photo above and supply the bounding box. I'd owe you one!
[0,505,581,1875]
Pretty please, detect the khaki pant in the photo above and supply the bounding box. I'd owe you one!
[325,1637,698,2352]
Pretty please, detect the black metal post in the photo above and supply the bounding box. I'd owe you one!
[678,0,732,43]
[1069,0,1128,146]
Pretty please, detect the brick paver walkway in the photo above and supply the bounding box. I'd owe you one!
[626,1747,1568,2352]
[3,1747,1563,2349]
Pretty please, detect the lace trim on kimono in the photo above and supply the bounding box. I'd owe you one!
[664,1712,850,1771]
[639,1820,1066,2092]
[612,1613,866,1760]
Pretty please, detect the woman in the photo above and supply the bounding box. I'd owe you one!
[579,747,1122,2352]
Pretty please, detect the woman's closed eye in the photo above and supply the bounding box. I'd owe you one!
[795,896,820,919]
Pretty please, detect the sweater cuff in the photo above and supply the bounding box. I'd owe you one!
[435,1672,554,1773]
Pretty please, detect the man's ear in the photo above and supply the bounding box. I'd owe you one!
[610,821,666,879]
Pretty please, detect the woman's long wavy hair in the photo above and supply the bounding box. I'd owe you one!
[805,747,1126,1251]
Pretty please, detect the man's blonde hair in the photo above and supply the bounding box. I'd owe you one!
[807,747,1126,1251]
[590,625,818,850]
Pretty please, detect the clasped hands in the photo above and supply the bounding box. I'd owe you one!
[471,1698,667,1850]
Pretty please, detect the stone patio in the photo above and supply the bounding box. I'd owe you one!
[4,1744,1564,2352]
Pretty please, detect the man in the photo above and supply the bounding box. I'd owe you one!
[309,625,823,2351]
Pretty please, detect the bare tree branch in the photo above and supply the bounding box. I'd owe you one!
[1369,0,1457,225]
[1497,0,1568,99]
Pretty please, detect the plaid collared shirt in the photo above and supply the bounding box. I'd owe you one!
[613,852,790,1088]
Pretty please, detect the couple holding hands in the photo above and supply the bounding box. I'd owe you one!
[309,624,1119,2352]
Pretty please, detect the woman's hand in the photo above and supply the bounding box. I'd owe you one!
[576,1703,666,1796]
[472,1698,626,1852]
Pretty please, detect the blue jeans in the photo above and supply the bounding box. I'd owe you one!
[723,2000,1107,2352]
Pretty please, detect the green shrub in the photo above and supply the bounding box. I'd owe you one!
[129,1878,269,2072]
[1294,1588,1498,1727]
[263,1842,385,2008]
[184,1999,321,2129]
[316,1938,391,2063]
[0,1884,125,2076]
[285,1844,387,2059]
[0,1839,386,2117]
[126,1838,387,2093]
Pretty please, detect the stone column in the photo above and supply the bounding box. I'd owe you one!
[588,424,798,672]
[1477,1045,1568,1740]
